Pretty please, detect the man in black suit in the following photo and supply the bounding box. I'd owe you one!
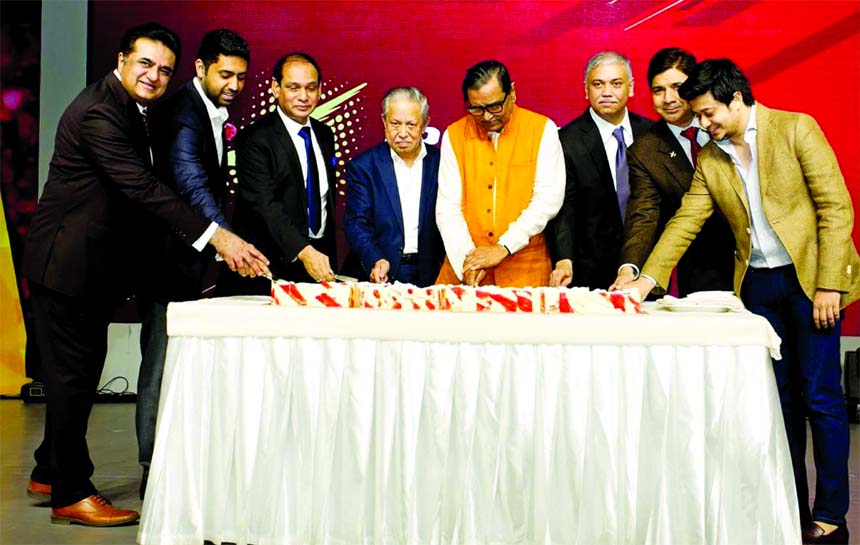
[233,52,337,289]
[549,51,652,289]
[343,87,444,287]
[21,23,268,527]
[610,48,734,296]
[136,29,251,498]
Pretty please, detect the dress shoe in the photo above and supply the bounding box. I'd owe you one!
[51,495,139,526]
[803,522,849,544]
[26,479,51,503]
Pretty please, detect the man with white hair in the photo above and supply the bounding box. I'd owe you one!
[549,51,652,289]
[343,87,444,286]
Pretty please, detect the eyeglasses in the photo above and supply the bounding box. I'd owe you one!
[465,91,509,116]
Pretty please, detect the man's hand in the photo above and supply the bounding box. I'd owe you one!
[625,276,655,302]
[209,227,270,278]
[609,265,637,291]
[370,259,390,283]
[463,268,486,287]
[297,245,335,282]
[463,244,508,273]
[549,259,573,287]
[813,289,841,329]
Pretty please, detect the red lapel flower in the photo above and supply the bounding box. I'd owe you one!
[224,122,237,142]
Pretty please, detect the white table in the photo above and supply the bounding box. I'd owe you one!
[138,297,800,545]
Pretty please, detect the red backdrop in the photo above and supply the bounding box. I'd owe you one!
[88,0,860,333]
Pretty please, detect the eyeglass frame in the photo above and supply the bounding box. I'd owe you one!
[465,91,510,116]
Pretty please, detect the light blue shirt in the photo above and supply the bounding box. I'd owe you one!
[715,104,792,269]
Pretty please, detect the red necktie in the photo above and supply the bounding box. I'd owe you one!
[680,126,701,167]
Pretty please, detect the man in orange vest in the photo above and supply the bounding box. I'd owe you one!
[435,60,565,287]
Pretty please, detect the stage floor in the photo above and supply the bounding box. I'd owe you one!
[1,400,858,545]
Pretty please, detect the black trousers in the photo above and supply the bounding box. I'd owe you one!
[29,282,113,507]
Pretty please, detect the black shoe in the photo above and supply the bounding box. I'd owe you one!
[803,522,849,544]
[139,467,149,501]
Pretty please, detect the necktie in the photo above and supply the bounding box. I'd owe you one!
[141,107,149,137]
[612,127,629,222]
[681,126,701,167]
[298,126,321,234]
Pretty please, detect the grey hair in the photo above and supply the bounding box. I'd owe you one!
[381,87,429,123]
[584,51,633,83]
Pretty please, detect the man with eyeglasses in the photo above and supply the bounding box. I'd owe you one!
[548,51,652,289]
[435,59,565,288]
[343,87,444,286]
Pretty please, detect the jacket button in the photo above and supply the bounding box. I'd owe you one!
[486,208,491,213]
[488,231,494,237]
[746,227,751,234]
[488,184,493,189]
[489,161,494,166]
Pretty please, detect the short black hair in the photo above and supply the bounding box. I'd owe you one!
[197,29,250,70]
[119,22,181,64]
[647,47,697,87]
[271,52,321,84]
[461,60,511,102]
[679,58,755,106]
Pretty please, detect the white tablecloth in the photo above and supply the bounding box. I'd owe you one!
[138,297,799,545]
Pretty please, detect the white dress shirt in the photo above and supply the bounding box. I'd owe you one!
[276,108,329,239]
[391,143,427,254]
[113,69,217,251]
[436,118,566,281]
[589,107,634,190]
[715,104,792,269]
[192,77,229,163]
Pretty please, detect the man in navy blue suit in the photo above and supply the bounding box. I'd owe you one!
[137,29,250,498]
[344,87,444,286]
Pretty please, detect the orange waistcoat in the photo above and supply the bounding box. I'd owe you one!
[436,105,552,288]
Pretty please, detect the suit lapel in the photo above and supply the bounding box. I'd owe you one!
[754,104,772,198]
[580,117,613,183]
[273,116,308,212]
[376,146,405,237]
[654,122,693,194]
[712,145,750,216]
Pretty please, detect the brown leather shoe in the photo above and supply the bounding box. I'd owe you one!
[51,495,139,526]
[26,479,51,503]
[803,522,849,544]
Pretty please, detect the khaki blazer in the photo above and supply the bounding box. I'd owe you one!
[642,104,860,308]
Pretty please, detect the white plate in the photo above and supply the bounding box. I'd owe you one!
[660,304,735,313]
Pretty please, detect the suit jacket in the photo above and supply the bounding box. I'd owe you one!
[343,142,444,287]
[233,111,337,281]
[642,104,860,307]
[623,120,735,296]
[22,73,209,300]
[549,108,653,289]
[147,80,229,301]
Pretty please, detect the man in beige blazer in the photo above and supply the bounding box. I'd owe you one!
[625,59,857,545]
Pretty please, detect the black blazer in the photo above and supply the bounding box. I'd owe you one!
[23,73,209,299]
[148,80,229,301]
[549,108,653,289]
[623,120,735,295]
[233,111,337,280]
[342,142,444,287]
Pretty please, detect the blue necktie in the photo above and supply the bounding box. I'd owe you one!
[612,126,629,223]
[298,126,321,234]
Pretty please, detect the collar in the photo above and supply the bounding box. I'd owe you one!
[716,103,757,154]
[389,141,427,167]
[665,116,701,139]
[589,107,632,144]
[192,78,229,124]
[276,106,311,137]
[113,69,147,115]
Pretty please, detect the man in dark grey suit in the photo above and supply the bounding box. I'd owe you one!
[343,87,444,287]
[610,48,734,296]
[232,52,337,289]
[136,29,251,498]
[22,23,267,527]
[548,51,652,289]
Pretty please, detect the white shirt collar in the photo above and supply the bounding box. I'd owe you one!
[192,78,229,125]
[276,106,311,137]
[589,107,632,144]
[389,141,427,167]
[665,116,701,138]
[716,103,757,153]
[113,69,147,115]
